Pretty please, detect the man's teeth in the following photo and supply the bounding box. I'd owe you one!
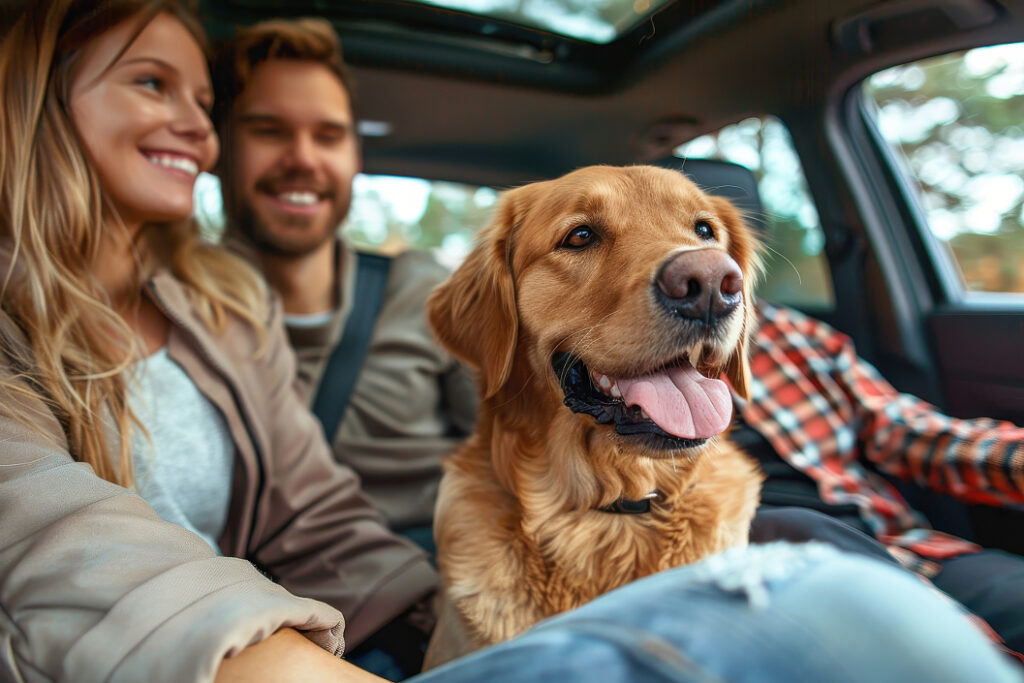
[277,191,319,206]
[147,155,198,177]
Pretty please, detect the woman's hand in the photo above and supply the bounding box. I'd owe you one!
[215,628,387,683]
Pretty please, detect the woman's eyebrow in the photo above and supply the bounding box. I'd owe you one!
[117,55,176,71]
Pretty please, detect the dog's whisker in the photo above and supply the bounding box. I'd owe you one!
[555,320,610,388]
[758,241,803,286]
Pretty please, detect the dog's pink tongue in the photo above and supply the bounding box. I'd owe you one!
[616,364,732,439]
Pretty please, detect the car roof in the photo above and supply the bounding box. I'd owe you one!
[201,0,1024,186]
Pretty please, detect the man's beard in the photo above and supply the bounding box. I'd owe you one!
[233,182,352,258]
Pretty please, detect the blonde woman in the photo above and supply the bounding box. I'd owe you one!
[0,1,433,680]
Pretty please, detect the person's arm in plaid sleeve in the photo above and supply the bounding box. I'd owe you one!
[828,326,1024,507]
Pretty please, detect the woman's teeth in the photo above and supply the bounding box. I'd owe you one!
[278,191,319,206]
[147,154,198,177]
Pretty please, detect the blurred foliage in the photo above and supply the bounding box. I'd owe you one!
[863,43,1024,294]
[343,176,497,271]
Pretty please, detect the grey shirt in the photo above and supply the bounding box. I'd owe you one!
[130,347,235,552]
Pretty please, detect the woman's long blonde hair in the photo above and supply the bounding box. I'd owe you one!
[0,0,267,486]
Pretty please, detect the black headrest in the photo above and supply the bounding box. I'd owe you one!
[651,158,766,232]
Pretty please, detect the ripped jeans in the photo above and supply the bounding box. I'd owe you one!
[413,543,1022,683]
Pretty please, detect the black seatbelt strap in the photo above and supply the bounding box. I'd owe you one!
[311,251,392,444]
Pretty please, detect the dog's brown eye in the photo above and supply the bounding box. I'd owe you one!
[561,226,595,249]
[695,221,715,240]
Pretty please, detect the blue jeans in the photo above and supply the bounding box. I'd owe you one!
[413,543,1021,682]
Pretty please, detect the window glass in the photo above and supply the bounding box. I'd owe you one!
[863,43,1024,295]
[674,116,835,310]
[343,175,495,270]
[410,0,674,44]
[193,173,494,270]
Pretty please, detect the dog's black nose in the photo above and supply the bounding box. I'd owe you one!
[655,248,743,325]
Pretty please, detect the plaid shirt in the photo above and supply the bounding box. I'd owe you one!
[739,302,1024,575]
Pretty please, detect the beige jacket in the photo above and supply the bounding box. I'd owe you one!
[0,271,436,683]
[286,242,478,529]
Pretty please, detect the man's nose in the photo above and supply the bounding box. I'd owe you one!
[283,133,318,170]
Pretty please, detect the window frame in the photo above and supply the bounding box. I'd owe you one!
[858,47,1024,306]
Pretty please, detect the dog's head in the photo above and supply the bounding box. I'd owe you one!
[428,165,762,455]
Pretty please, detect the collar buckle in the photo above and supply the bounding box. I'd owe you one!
[598,490,661,515]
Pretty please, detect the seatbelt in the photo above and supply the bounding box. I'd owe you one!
[311,251,392,444]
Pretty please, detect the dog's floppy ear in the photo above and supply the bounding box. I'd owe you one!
[709,195,763,401]
[428,190,523,399]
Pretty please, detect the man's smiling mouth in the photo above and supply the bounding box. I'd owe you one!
[276,191,319,206]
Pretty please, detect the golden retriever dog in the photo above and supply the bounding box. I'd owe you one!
[424,165,764,667]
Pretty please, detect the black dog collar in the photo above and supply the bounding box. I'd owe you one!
[597,490,661,514]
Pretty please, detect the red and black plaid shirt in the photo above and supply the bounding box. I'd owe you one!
[739,303,1024,575]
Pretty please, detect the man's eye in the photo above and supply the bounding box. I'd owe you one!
[560,226,596,250]
[251,127,285,137]
[316,133,343,145]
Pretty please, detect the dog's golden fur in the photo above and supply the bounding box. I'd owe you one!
[424,165,764,666]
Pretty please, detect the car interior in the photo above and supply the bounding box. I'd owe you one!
[198,0,1024,553]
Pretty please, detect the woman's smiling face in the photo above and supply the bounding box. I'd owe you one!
[68,12,217,231]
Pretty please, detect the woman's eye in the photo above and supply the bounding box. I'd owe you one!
[135,75,163,92]
[695,221,715,240]
[561,226,595,249]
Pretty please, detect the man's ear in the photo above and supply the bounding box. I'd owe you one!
[427,190,522,399]
[710,195,763,401]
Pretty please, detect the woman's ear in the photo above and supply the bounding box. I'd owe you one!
[427,190,522,399]
[710,195,763,401]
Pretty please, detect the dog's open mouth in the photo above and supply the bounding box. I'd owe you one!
[553,352,733,450]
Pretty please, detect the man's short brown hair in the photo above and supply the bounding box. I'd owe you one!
[211,17,357,131]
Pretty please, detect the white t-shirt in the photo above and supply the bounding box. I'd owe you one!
[130,347,235,553]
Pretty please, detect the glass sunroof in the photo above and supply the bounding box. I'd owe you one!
[411,0,675,44]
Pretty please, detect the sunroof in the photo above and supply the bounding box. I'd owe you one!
[410,0,675,44]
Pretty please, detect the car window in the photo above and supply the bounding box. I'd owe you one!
[194,173,495,270]
[674,116,835,311]
[862,42,1024,296]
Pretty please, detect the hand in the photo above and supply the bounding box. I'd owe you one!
[215,628,387,683]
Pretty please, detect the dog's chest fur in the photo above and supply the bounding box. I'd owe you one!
[432,421,762,651]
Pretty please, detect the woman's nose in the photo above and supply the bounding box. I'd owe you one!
[170,98,214,141]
